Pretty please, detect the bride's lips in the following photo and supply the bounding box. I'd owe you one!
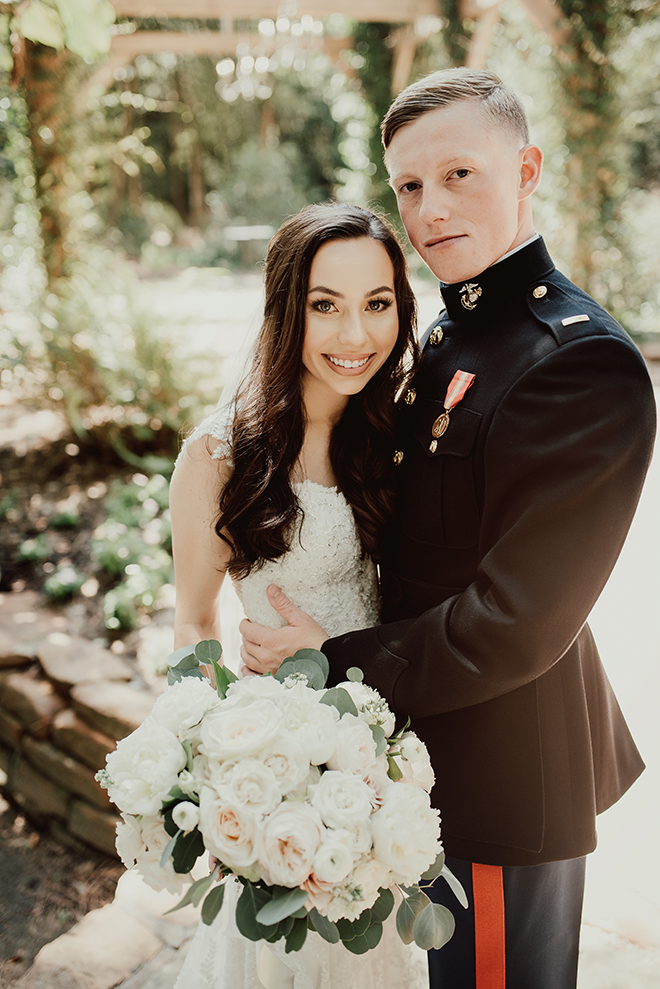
[323,354,376,374]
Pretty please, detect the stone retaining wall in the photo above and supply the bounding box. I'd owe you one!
[0,630,160,858]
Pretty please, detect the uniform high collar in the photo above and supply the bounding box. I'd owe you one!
[439,237,555,323]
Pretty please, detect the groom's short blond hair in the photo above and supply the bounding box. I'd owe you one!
[381,67,531,149]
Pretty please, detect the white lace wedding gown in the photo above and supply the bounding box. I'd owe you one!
[173,414,429,989]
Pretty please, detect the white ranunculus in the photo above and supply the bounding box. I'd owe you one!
[217,759,281,817]
[200,698,284,760]
[260,736,310,796]
[309,770,375,830]
[172,800,201,834]
[258,803,324,888]
[139,815,192,894]
[337,681,396,737]
[105,717,186,816]
[150,676,219,740]
[311,830,355,885]
[325,713,378,777]
[393,732,435,791]
[370,784,441,884]
[282,697,338,766]
[198,786,260,872]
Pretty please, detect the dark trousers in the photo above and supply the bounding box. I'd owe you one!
[427,855,586,989]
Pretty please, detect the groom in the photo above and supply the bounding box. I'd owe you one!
[241,69,656,988]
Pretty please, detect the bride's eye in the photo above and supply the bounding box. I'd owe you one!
[311,299,336,313]
[367,298,393,312]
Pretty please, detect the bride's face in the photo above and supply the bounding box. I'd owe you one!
[301,236,399,408]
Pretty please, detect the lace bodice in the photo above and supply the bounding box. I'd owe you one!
[182,410,380,637]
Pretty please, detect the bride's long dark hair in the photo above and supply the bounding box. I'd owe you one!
[216,202,418,578]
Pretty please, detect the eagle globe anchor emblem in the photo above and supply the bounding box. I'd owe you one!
[460,282,482,310]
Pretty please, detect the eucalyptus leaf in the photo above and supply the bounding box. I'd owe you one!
[396,890,430,944]
[159,829,180,869]
[413,902,455,951]
[387,753,404,781]
[171,827,205,874]
[308,908,340,944]
[236,884,278,942]
[336,909,371,941]
[320,686,359,718]
[292,648,329,684]
[420,849,446,883]
[212,661,237,699]
[195,639,223,665]
[164,872,218,915]
[284,916,308,953]
[167,652,203,685]
[285,658,326,689]
[440,864,469,909]
[346,667,364,682]
[201,883,226,926]
[256,887,309,925]
[370,887,395,924]
[369,723,387,756]
[341,922,383,954]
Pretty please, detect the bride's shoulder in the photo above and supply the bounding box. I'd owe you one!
[178,403,234,464]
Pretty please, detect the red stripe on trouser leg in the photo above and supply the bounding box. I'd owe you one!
[472,863,506,989]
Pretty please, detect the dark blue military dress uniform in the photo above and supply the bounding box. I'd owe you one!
[323,237,656,988]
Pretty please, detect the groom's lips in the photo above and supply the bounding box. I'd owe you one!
[424,233,467,249]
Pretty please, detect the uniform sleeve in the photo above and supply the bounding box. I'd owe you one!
[323,333,656,718]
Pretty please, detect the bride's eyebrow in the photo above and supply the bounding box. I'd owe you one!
[307,285,394,297]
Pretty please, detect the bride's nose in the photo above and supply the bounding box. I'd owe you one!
[337,309,369,347]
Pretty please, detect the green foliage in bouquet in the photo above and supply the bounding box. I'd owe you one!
[157,641,467,954]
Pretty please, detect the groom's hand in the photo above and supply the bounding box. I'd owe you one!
[239,584,327,675]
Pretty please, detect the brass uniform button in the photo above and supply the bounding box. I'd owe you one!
[533,285,547,299]
[404,387,416,405]
[429,327,444,346]
[393,450,404,466]
[429,439,438,453]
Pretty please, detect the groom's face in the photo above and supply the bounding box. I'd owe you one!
[385,100,532,285]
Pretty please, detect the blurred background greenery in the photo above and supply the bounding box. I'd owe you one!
[1,0,659,642]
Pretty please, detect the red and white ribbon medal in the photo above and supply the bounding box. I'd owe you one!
[432,370,476,438]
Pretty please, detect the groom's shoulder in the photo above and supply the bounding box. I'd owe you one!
[527,268,639,356]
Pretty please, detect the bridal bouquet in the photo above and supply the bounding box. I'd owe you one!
[97,642,465,955]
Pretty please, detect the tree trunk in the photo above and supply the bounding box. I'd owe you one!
[21,40,84,286]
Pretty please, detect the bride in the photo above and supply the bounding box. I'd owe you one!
[168,202,425,989]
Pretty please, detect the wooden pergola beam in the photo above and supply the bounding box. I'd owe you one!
[110,0,437,23]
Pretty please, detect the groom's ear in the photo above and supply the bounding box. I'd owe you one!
[518,145,543,201]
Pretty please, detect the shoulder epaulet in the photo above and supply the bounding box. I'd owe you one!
[525,272,618,346]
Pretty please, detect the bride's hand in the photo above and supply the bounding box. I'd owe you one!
[239,585,328,674]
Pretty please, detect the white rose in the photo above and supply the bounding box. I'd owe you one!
[282,696,338,766]
[105,717,186,816]
[198,786,260,872]
[258,803,324,887]
[309,770,375,830]
[371,784,441,884]
[150,677,219,740]
[260,736,310,796]
[139,815,192,894]
[172,801,201,834]
[312,830,355,885]
[393,732,435,791]
[342,820,373,861]
[226,675,286,702]
[363,757,393,802]
[200,698,284,760]
[325,714,378,777]
[217,759,281,817]
[337,681,396,737]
